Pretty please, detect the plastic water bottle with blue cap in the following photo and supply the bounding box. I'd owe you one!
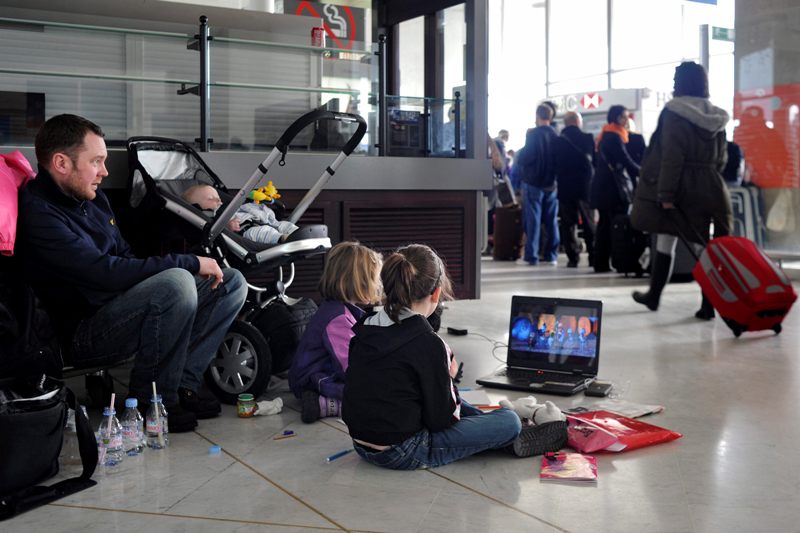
[121,398,145,455]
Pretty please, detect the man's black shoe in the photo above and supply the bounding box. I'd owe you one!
[164,402,199,433]
[567,260,578,268]
[178,386,222,419]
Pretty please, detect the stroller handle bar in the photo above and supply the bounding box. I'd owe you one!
[276,109,367,157]
[204,110,366,246]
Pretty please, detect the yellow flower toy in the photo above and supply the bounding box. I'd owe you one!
[248,181,281,204]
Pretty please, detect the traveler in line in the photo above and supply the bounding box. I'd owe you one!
[518,104,560,266]
[590,105,641,273]
[553,111,596,268]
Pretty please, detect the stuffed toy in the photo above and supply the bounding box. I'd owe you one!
[499,396,565,425]
[248,181,281,204]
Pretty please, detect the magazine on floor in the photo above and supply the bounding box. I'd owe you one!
[540,452,598,484]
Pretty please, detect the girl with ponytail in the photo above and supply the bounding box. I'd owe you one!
[343,244,521,470]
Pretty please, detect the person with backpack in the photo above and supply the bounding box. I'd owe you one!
[518,104,560,266]
[553,111,596,268]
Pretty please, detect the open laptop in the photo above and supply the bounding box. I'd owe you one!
[476,295,602,396]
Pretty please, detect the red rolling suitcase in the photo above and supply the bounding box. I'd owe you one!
[692,236,797,337]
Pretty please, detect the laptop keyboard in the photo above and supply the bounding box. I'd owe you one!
[498,367,582,385]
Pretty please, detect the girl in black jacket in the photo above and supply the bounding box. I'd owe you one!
[343,244,521,470]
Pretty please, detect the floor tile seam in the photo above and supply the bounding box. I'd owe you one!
[160,458,239,514]
[48,503,343,530]
[193,429,350,532]
[424,470,573,533]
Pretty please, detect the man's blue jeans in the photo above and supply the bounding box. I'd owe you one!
[352,402,521,470]
[522,183,560,264]
[72,268,247,404]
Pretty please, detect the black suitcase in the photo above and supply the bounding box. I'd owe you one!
[493,205,523,261]
[611,213,647,276]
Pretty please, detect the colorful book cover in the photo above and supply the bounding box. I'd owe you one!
[539,452,597,484]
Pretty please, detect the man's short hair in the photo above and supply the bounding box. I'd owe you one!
[563,111,582,128]
[35,114,104,167]
[536,104,554,122]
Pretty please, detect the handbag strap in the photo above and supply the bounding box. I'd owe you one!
[561,133,592,165]
[0,386,97,521]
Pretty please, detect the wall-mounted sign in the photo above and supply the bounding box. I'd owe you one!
[282,1,365,50]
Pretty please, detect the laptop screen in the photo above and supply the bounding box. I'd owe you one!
[506,296,602,375]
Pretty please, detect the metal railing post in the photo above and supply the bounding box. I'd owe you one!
[454,90,461,158]
[377,34,387,156]
[177,15,213,151]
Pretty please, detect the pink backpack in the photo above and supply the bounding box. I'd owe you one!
[0,151,36,256]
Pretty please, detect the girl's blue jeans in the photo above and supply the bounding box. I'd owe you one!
[353,402,521,470]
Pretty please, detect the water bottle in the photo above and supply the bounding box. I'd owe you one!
[121,398,145,456]
[97,407,124,472]
[146,394,169,449]
[60,407,81,466]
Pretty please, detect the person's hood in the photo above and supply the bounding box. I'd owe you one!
[354,308,432,359]
[665,96,729,133]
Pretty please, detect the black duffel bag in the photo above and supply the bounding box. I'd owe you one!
[251,297,318,373]
[0,375,97,521]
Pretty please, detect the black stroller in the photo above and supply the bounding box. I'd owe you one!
[125,109,366,403]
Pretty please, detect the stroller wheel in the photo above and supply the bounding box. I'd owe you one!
[205,319,272,404]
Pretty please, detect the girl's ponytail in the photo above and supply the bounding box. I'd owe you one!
[381,244,453,323]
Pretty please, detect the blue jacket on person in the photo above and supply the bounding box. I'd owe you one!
[518,125,559,190]
[16,167,199,343]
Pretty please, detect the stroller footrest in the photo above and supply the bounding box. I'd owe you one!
[286,224,327,243]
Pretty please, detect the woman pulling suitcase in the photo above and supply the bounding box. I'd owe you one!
[629,61,732,319]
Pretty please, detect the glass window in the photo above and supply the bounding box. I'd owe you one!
[549,0,608,83]
[397,16,424,98]
[443,4,466,100]
[611,0,684,71]
[488,1,546,150]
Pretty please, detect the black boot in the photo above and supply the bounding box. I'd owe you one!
[695,293,715,320]
[632,251,674,311]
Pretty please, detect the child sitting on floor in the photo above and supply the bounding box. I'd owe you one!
[182,184,297,244]
[342,244,522,470]
[288,241,383,423]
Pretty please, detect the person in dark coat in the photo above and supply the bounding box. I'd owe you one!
[630,61,732,318]
[554,111,596,268]
[590,105,640,273]
[627,131,647,165]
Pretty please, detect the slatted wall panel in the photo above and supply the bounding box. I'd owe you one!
[345,205,471,299]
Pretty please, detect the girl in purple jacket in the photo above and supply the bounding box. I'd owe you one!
[289,242,383,422]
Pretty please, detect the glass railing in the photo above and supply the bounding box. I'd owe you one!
[0,16,374,153]
[384,95,464,158]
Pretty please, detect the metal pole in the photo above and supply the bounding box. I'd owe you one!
[199,16,211,152]
[699,24,710,72]
[454,90,461,157]
[377,33,387,156]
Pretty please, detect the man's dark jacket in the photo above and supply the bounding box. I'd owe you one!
[16,167,199,342]
[518,125,559,190]
[554,125,595,203]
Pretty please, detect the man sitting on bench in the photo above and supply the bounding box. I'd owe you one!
[16,114,247,432]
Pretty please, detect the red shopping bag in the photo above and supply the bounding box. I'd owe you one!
[567,410,682,453]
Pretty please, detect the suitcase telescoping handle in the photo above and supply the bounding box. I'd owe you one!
[665,207,709,263]
[204,110,366,245]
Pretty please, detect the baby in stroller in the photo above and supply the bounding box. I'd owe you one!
[182,183,298,245]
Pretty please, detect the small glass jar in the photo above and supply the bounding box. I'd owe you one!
[237,393,256,418]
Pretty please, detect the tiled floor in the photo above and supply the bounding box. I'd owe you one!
[7,257,800,532]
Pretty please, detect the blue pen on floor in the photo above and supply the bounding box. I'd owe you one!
[325,448,354,463]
